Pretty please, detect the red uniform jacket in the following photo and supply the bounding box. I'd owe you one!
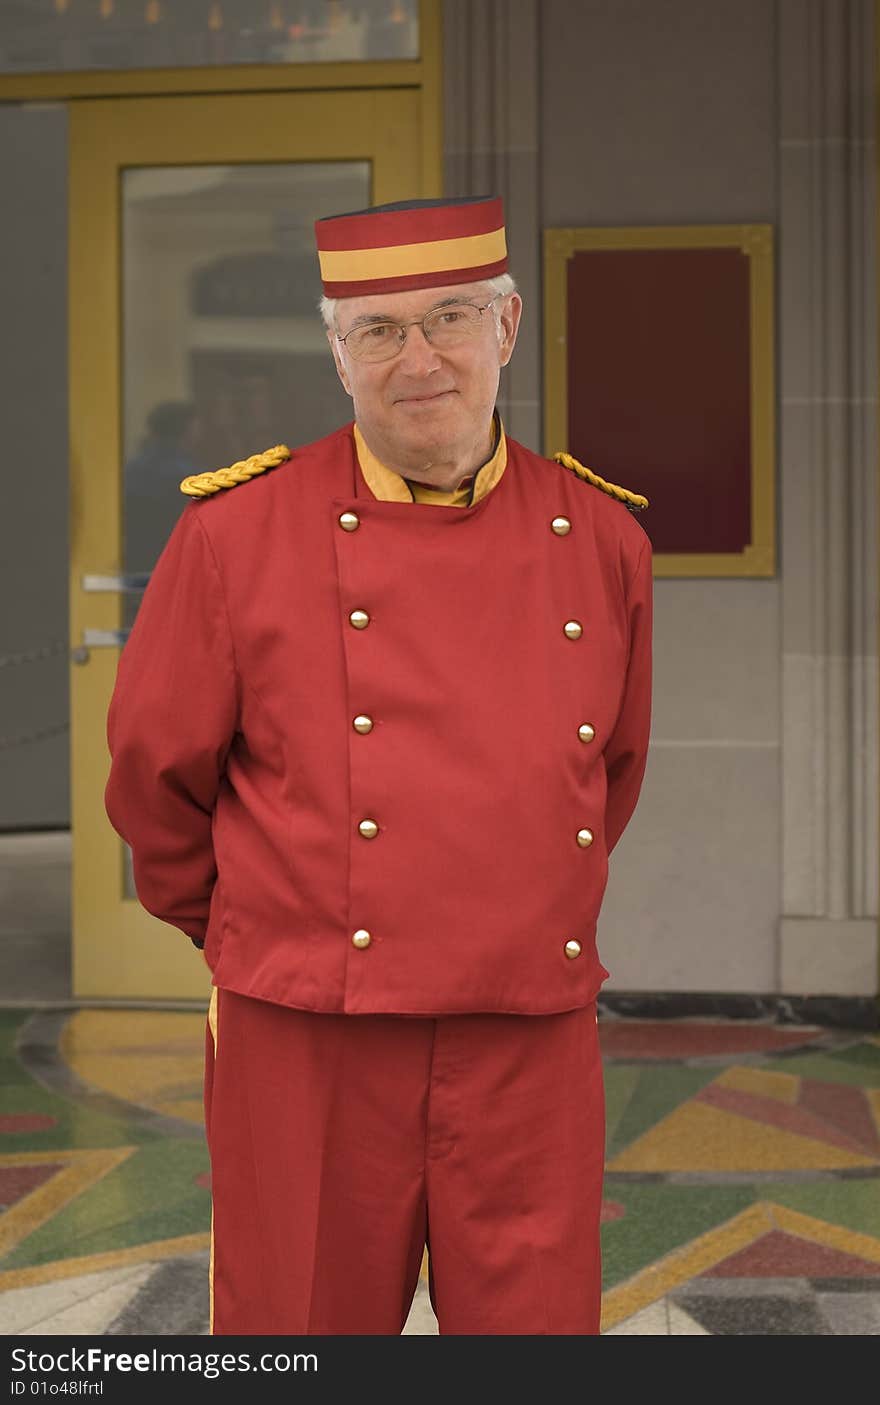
[104,423,652,1016]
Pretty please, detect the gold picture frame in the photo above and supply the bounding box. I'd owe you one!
[543,224,776,578]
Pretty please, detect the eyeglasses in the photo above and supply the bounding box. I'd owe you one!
[336,296,501,363]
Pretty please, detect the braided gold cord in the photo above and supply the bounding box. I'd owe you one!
[179,444,292,498]
[553,451,649,512]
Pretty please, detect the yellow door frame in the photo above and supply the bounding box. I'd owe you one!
[0,0,442,1003]
[70,86,430,1002]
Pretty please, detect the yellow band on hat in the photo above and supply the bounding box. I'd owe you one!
[318,227,507,286]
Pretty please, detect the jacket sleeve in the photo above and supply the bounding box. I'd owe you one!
[604,534,653,855]
[104,506,239,948]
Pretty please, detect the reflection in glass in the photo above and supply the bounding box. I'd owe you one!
[122,160,368,584]
[123,400,201,577]
[120,160,369,899]
[0,0,419,73]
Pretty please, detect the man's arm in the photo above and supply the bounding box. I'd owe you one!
[604,534,653,854]
[104,507,239,948]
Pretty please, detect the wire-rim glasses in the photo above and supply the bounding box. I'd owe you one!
[336,295,501,363]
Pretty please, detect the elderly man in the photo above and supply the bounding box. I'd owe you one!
[104,196,652,1336]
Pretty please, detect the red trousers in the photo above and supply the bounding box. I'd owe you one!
[204,988,606,1335]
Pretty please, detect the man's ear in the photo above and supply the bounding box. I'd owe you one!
[497,293,523,368]
[328,330,354,398]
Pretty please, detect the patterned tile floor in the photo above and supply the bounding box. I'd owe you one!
[0,1005,878,1336]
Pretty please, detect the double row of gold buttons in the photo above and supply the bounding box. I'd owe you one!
[339,509,594,961]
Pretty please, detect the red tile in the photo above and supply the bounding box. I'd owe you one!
[798,1081,880,1155]
[0,1163,60,1208]
[704,1229,880,1279]
[598,1021,820,1060]
[600,1200,625,1223]
[0,1113,58,1134]
[696,1083,876,1157]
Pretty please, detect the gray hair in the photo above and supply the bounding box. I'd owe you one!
[319,271,518,334]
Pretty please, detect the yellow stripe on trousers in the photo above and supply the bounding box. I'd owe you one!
[208,986,218,1336]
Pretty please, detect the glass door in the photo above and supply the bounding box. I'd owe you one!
[70,88,422,999]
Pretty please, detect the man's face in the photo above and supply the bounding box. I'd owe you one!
[328,281,522,472]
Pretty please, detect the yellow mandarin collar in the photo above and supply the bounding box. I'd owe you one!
[354,416,507,507]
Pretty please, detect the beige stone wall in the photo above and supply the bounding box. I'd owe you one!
[443,0,878,997]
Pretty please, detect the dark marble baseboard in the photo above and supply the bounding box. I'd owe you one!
[597,990,880,1031]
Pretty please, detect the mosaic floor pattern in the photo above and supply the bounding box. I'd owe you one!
[0,1008,878,1335]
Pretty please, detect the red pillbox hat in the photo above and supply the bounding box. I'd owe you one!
[314,195,507,297]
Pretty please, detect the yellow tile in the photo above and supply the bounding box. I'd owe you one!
[769,1203,880,1266]
[0,1233,210,1293]
[606,1102,878,1173]
[0,1148,134,1260]
[151,1099,205,1125]
[715,1065,799,1104]
[60,1010,205,1120]
[601,1202,773,1331]
[601,1198,880,1332]
[61,1010,206,1056]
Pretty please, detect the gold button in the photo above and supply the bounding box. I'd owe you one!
[349,609,370,629]
[564,620,583,640]
[577,828,594,848]
[578,723,596,744]
[353,714,374,734]
[339,511,360,532]
[564,939,582,960]
[358,818,379,839]
[352,929,372,949]
[551,516,572,536]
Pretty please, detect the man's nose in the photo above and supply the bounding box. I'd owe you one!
[398,324,443,373]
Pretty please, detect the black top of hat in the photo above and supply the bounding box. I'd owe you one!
[317,195,497,223]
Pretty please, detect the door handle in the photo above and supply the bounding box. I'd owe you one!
[76,577,142,661]
[82,629,130,647]
[72,628,131,663]
[82,573,150,592]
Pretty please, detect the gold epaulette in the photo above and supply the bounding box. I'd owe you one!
[179,444,291,498]
[553,451,649,513]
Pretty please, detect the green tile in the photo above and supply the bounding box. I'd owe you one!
[0,1076,161,1153]
[0,1015,160,1152]
[761,1048,880,1088]
[821,1043,880,1076]
[1,1140,211,1270]
[0,1010,32,1053]
[601,1183,756,1289]
[606,1065,720,1161]
[757,1179,880,1241]
[603,1066,641,1150]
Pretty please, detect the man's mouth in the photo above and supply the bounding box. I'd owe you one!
[395,389,455,404]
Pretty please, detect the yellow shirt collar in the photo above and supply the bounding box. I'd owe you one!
[354,415,507,507]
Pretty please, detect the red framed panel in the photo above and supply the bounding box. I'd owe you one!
[543,226,775,578]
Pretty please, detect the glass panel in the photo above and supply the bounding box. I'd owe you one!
[0,0,419,73]
[120,158,369,896]
[122,159,368,580]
